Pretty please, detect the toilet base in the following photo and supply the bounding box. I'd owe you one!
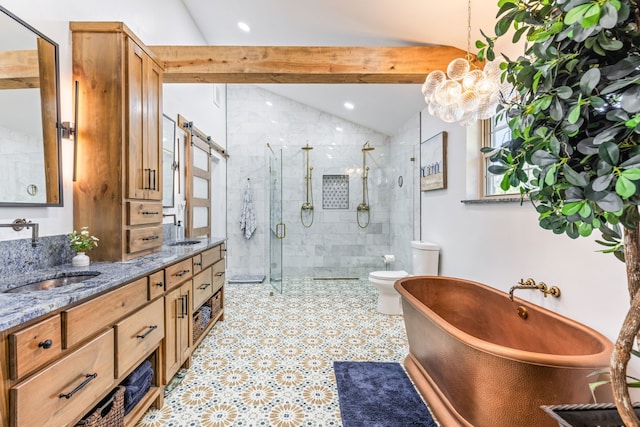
[377,292,403,315]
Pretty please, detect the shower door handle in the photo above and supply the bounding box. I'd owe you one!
[276,222,286,239]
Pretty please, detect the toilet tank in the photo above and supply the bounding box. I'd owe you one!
[411,241,440,275]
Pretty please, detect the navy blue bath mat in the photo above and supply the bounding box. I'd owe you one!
[334,361,437,427]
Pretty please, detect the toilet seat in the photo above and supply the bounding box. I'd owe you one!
[369,270,408,281]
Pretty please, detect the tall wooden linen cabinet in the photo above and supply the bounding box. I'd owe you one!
[71,22,164,261]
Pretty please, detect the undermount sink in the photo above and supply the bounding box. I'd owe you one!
[169,240,202,246]
[5,271,101,293]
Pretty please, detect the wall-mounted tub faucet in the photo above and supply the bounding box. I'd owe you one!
[508,278,561,302]
[0,218,39,247]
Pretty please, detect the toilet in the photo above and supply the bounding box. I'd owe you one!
[369,241,440,315]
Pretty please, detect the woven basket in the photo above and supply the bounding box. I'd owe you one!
[193,290,223,342]
[75,386,125,427]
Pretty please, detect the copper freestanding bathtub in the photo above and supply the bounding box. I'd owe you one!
[395,276,614,427]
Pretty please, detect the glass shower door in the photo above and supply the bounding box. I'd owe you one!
[268,147,284,293]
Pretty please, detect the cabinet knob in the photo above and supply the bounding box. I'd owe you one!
[38,339,53,349]
[156,281,164,287]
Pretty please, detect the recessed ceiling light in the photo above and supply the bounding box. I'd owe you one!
[266,101,273,107]
[336,126,343,132]
[344,102,354,110]
[238,21,251,32]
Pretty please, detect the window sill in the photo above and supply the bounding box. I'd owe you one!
[461,197,529,204]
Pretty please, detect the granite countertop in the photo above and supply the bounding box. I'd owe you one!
[0,237,225,333]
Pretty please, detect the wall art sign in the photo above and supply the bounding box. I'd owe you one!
[420,131,447,192]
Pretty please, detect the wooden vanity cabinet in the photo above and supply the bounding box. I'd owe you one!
[71,22,164,262]
[164,280,192,382]
[0,242,225,427]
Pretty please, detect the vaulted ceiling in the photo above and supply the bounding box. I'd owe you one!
[180,0,518,135]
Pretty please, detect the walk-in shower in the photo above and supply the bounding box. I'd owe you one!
[266,143,392,283]
[300,143,314,228]
[357,141,375,228]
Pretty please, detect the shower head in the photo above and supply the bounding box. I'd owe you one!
[362,141,375,151]
[301,143,314,150]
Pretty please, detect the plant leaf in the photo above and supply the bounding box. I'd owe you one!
[596,192,623,212]
[616,175,636,199]
[580,68,601,94]
[599,141,620,166]
[562,201,583,216]
[622,86,640,113]
[532,150,559,167]
[593,174,614,191]
[563,164,589,186]
[621,168,640,180]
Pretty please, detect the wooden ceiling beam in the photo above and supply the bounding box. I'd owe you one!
[0,49,39,89]
[149,45,471,84]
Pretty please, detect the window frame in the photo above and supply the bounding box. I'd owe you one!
[480,116,533,199]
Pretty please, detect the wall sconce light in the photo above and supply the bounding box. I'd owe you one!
[60,121,75,139]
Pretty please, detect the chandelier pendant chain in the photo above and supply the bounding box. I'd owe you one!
[466,0,473,65]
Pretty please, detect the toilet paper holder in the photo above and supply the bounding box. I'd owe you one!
[382,255,395,271]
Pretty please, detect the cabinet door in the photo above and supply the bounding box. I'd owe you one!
[126,39,162,201]
[144,54,162,201]
[126,39,146,200]
[164,281,191,382]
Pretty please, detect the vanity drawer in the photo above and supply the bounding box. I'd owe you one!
[211,259,225,294]
[9,315,62,380]
[201,245,223,269]
[148,270,165,300]
[11,329,115,427]
[127,201,162,225]
[63,277,148,348]
[127,225,163,254]
[192,267,213,310]
[192,253,203,274]
[114,298,164,377]
[165,258,193,290]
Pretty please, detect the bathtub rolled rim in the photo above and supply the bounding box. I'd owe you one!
[395,275,614,369]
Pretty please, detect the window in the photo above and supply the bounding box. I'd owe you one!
[481,115,534,198]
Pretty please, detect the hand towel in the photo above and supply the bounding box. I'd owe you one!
[122,360,152,386]
[239,181,257,240]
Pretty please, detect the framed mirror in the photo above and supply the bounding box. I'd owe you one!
[0,6,63,206]
[162,114,177,208]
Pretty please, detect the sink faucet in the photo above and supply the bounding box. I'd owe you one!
[163,213,180,226]
[508,278,561,302]
[0,218,39,247]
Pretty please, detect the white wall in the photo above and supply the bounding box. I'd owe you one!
[0,0,226,240]
[415,109,628,346]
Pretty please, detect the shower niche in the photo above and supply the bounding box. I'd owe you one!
[322,175,349,209]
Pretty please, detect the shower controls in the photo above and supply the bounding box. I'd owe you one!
[358,142,375,228]
[301,143,315,228]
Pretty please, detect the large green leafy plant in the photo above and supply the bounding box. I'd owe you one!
[479,0,640,423]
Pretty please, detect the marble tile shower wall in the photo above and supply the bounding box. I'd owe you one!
[0,235,74,279]
[389,113,421,273]
[226,85,392,279]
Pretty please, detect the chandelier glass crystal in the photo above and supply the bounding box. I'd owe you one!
[422,0,510,126]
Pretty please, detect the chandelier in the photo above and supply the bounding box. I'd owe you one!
[421,0,509,126]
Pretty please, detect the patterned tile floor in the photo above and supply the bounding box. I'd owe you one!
[136,278,415,426]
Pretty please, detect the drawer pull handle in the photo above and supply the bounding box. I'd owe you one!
[59,373,98,399]
[175,269,190,277]
[155,281,164,287]
[179,295,188,318]
[142,235,160,241]
[199,283,211,290]
[141,211,159,215]
[137,325,158,339]
[193,262,202,267]
[38,339,53,349]
[215,272,225,277]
